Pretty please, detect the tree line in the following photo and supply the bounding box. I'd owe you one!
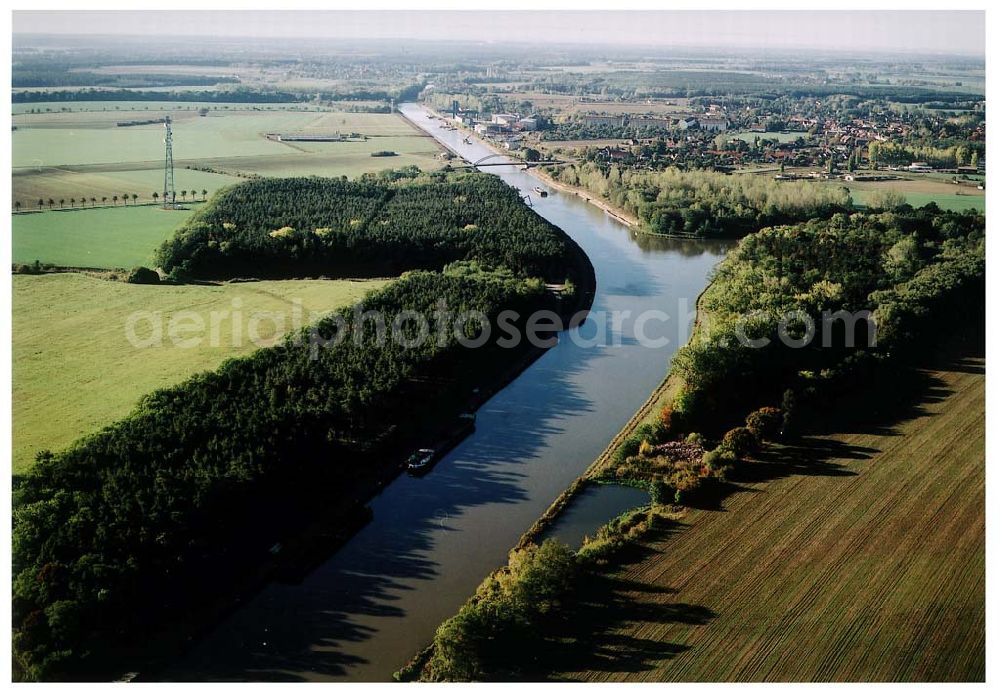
[12,88,302,104]
[14,190,209,213]
[12,70,238,89]
[546,163,853,237]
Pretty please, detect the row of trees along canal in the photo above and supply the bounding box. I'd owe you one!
[12,170,592,681]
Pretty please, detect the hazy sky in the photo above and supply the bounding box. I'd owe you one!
[13,10,984,57]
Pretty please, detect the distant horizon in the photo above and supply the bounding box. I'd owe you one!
[12,10,986,58]
[10,32,986,62]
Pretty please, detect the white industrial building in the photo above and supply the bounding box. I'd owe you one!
[491,113,518,126]
[699,117,729,132]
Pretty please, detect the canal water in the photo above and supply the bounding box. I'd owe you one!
[542,484,652,548]
[165,103,733,681]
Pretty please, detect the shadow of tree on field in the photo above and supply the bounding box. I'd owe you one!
[522,344,986,681]
[692,356,970,513]
[519,521,715,680]
[679,436,870,513]
[804,332,984,441]
[945,356,985,375]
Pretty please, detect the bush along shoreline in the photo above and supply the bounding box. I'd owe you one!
[395,506,678,683]
[400,203,984,681]
[12,171,596,681]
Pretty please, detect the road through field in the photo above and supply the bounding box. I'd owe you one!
[556,356,985,682]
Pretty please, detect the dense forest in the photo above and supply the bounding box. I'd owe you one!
[606,205,985,504]
[670,205,985,429]
[156,173,574,281]
[546,163,853,237]
[13,173,586,681]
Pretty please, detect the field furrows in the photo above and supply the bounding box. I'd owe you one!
[560,360,984,682]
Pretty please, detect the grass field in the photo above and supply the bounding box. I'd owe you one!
[12,106,443,204]
[13,205,197,268]
[12,166,235,211]
[848,187,985,213]
[837,173,985,212]
[13,111,380,165]
[547,355,984,682]
[12,107,446,264]
[12,108,441,165]
[11,102,428,473]
[12,273,389,474]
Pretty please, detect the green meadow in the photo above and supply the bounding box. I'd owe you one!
[12,108,440,167]
[12,273,389,473]
[10,103,437,473]
[848,187,985,213]
[12,106,443,205]
[12,166,235,212]
[13,205,196,268]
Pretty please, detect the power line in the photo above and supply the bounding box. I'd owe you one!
[162,117,176,209]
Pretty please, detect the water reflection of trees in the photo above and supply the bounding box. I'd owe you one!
[628,231,736,257]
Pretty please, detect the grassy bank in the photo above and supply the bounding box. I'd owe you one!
[394,251,715,682]
[532,166,639,227]
[513,285,712,551]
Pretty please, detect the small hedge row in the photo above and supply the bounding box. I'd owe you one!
[413,505,675,682]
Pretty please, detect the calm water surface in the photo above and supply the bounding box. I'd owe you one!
[165,103,733,681]
[542,484,652,548]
